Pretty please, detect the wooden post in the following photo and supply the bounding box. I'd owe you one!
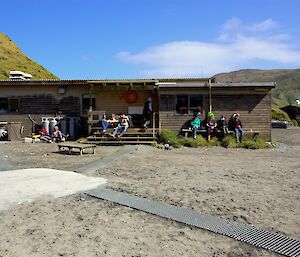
[209,78,212,113]
[89,83,94,111]
[152,112,156,137]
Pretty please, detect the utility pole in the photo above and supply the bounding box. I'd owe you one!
[209,78,212,112]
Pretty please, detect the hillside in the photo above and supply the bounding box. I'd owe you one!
[0,33,58,80]
[214,69,300,107]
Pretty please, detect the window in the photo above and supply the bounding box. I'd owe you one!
[0,98,9,114]
[9,98,19,112]
[189,96,203,114]
[160,95,174,111]
[82,94,96,114]
[175,95,203,115]
[176,95,189,114]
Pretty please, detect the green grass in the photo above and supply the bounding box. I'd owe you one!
[290,119,299,127]
[220,135,272,149]
[157,129,182,148]
[272,108,290,121]
[157,130,270,149]
[0,33,58,80]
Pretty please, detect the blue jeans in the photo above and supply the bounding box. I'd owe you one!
[112,125,128,137]
[234,128,244,142]
[102,120,111,132]
[192,126,199,138]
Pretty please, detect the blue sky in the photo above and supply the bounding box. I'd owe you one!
[1,0,300,79]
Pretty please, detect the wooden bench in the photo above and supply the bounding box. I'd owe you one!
[181,128,259,139]
[58,143,97,155]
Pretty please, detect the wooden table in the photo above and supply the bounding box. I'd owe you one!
[58,143,96,155]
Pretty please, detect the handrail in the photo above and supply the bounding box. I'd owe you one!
[152,112,158,137]
[87,110,106,134]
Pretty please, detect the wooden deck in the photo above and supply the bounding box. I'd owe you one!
[84,128,158,145]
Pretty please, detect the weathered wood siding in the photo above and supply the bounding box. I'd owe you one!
[95,90,158,114]
[0,114,48,136]
[159,88,272,140]
[0,85,87,116]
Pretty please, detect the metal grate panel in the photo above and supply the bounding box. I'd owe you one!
[85,188,300,257]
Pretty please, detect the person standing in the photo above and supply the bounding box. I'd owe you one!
[143,97,152,129]
[232,113,243,143]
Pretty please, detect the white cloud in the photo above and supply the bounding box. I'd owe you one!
[248,19,278,32]
[116,19,300,77]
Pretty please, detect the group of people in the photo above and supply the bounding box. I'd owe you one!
[100,97,153,138]
[39,126,66,143]
[101,112,130,138]
[190,112,244,143]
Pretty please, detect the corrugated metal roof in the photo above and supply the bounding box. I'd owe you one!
[158,82,275,88]
[0,79,275,88]
[0,77,211,83]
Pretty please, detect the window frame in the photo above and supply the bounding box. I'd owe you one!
[175,95,203,115]
[82,94,96,115]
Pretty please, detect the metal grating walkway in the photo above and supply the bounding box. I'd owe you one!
[85,188,300,257]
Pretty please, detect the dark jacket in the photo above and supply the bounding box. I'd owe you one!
[232,118,242,128]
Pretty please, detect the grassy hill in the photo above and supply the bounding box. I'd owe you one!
[0,33,58,80]
[214,69,300,108]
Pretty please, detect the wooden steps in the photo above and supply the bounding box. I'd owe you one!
[84,127,158,145]
[84,140,155,145]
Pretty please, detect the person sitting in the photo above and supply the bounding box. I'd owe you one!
[40,128,52,143]
[102,113,118,133]
[190,115,201,139]
[232,113,243,143]
[217,115,229,136]
[206,114,217,142]
[110,113,129,138]
[52,126,65,143]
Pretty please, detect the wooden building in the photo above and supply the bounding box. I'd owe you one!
[0,78,275,140]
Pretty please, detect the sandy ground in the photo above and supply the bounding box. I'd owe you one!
[0,142,121,171]
[0,168,106,210]
[0,128,299,257]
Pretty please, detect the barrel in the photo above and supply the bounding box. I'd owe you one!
[60,117,67,135]
[69,117,76,139]
[42,117,50,134]
[49,118,58,135]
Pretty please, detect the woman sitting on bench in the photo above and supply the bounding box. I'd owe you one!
[206,114,217,142]
[191,114,201,139]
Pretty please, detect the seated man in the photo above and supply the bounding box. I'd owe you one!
[52,126,65,143]
[217,115,229,136]
[206,114,217,142]
[190,115,201,139]
[110,113,129,138]
[232,113,243,143]
[102,113,118,133]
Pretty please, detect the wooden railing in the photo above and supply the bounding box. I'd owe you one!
[88,110,106,134]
